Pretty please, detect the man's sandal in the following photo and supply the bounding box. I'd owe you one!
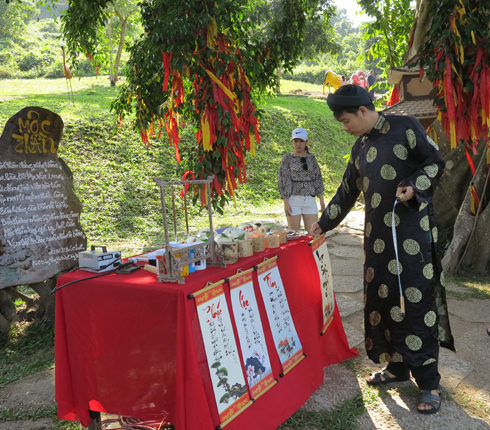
[417,388,442,415]
[366,370,409,386]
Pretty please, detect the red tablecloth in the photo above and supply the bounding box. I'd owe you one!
[55,237,357,429]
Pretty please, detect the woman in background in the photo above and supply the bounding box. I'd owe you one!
[278,127,325,232]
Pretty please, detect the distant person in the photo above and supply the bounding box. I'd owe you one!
[341,75,347,86]
[367,70,377,97]
[278,127,325,232]
[310,85,455,415]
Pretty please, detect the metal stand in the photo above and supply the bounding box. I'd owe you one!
[153,175,225,284]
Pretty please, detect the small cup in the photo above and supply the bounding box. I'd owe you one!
[217,241,238,264]
[251,237,265,253]
[272,230,287,244]
[238,239,254,257]
[265,235,280,248]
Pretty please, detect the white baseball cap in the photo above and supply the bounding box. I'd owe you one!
[291,127,308,141]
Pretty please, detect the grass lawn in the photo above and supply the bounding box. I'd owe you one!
[0,76,356,256]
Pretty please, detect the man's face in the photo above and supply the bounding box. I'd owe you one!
[337,110,369,136]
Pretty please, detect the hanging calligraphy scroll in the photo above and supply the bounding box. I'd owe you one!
[311,235,335,335]
[256,257,304,375]
[194,281,251,427]
[228,269,276,400]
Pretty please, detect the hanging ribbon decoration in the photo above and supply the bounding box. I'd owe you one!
[425,2,490,159]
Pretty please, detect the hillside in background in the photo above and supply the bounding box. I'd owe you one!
[0,77,356,256]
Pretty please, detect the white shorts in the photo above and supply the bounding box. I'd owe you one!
[288,195,318,216]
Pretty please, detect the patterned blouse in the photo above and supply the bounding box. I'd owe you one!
[277,153,324,199]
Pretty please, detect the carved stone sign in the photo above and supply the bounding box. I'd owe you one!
[0,107,87,288]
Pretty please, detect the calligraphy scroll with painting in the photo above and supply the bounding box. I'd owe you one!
[256,258,304,375]
[228,270,276,400]
[311,235,335,334]
[194,281,251,426]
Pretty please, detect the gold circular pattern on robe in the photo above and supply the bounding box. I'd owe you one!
[373,239,385,254]
[403,239,420,255]
[406,129,417,149]
[420,215,430,231]
[366,147,377,162]
[379,353,391,363]
[366,222,372,238]
[392,352,403,362]
[371,193,381,208]
[390,306,404,322]
[440,272,446,286]
[384,329,391,342]
[423,358,436,365]
[423,263,434,279]
[328,204,341,219]
[380,120,391,134]
[419,202,428,211]
[405,287,422,303]
[369,310,381,326]
[393,144,408,160]
[366,267,375,283]
[366,337,373,350]
[424,311,437,327]
[378,284,389,298]
[342,178,350,193]
[416,175,431,191]
[432,226,438,243]
[363,176,370,192]
[424,163,439,178]
[384,212,400,227]
[381,164,397,180]
[388,259,402,275]
[363,251,366,264]
[406,335,423,351]
[356,177,362,191]
[355,156,360,170]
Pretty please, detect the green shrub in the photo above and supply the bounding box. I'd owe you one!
[0,65,13,79]
[283,64,326,85]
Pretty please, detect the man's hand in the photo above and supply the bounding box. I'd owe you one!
[284,200,293,216]
[310,222,322,237]
[396,186,414,201]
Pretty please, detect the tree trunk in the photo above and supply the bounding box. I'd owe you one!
[276,67,281,94]
[442,148,490,274]
[30,277,57,321]
[112,14,128,86]
[405,0,435,61]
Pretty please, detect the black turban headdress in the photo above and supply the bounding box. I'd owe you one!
[327,85,374,112]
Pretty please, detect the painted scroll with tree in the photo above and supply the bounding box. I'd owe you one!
[228,270,276,400]
[256,257,304,375]
[194,280,251,426]
[310,234,335,334]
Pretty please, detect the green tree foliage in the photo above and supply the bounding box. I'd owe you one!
[358,0,414,69]
[59,0,336,208]
[0,0,39,40]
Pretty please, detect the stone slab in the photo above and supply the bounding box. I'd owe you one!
[335,293,364,318]
[340,210,365,231]
[328,246,364,259]
[448,298,490,323]
[329,234,364,247]
[301,363,360,412]
[342,322,365,348]
[449,325,490,376]
[439,348,474,389]
[356,386,490,430]
[333,275,363,293]
[331,258,364,277]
